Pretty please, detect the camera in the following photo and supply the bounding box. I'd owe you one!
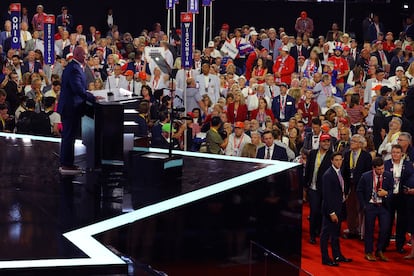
[218,129,227,140]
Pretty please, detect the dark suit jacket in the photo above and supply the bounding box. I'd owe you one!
[62,44,78,60]
[304,149,333,193]
[371,51,390,70]
[357,170,393,210]
[384,159,414,193]
[342,149,372,190]
[58,60,95,117]
[368,22,385,43]
[56,13,74,33]
[256,144,288,161]
[289,45,310,71]
[21,60,42,74]
[322,166,346,217]
[126,60,145,74]
[271,94,296,123]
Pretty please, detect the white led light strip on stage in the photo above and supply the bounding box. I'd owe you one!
[0,133,298,270]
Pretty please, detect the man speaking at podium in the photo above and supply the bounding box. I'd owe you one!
[58,46,100,175]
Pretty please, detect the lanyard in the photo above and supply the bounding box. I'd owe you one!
[233,134,245,150]
[316,150,322,169]
[349,149,361,169]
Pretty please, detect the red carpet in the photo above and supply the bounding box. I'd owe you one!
[301,202,414,275]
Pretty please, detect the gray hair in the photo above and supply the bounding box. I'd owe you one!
[352,134,366,145]
[399,132,412,144]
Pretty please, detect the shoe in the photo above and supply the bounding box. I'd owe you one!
[322,259,339,266]
[397,248,407,254]
[343,233,359,239]
[375,251,388,262]
[59,166,84,175]
[335,256,353,262]
[309,237,316,244]
[404,255,414,259]
[365,253,376,261]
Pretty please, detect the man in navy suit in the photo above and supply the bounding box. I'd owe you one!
[304,133,333,244]
[320,152,352,266]
[384,144,414,253]
[271,83,296,124]
[58,46,98,175]
[256,130,288,161]
[289,36,310,72]
[357,157,393,262]
[56,6,74,33]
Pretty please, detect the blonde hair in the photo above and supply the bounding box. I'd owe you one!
[240,143,257,158]
[326,96,335,108]
[234,91,246,105]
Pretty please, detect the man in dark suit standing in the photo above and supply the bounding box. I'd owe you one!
[383,144,414,253]
[289,36,309,72]
[256,130,288,161]
[342,134,372,239]
[357,157,393,262]
[320,152,353,266]
[271,83,296,124]
[304,133,333,244]
[58,46,99,175]
[56,6,73,33]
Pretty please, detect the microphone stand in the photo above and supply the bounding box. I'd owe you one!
[107,72,114,101]
[168,72,174,158]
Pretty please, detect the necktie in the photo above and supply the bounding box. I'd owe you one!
[266,147,271,159]
[128,81,131,91]
[338,170,345,201]
[376,175,381,192]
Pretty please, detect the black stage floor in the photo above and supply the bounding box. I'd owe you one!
[0,133,302,276]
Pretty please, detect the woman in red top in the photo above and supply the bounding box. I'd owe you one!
[250,97,274,126]
[252,57,268,84]
[382,32,395,54]
[226,91,248,124]
[297,88,319,126]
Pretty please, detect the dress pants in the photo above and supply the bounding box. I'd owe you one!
[60,108,82,167]
[384,194,407,250]
[346,183,361,235]
[308,189,322,239]
[320,213,342,262]
[364,203,390,254]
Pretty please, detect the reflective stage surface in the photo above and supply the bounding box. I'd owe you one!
[0,134,302,275]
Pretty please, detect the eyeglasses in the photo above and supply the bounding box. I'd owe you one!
[397,138,408,142]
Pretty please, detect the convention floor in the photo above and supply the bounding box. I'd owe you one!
[0,133,301,275]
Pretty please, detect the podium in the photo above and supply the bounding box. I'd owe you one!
[82,94,141,168]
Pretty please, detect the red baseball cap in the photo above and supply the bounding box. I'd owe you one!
[124,70,134,76]
[234,121,245,128]
[319,134,331,142]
